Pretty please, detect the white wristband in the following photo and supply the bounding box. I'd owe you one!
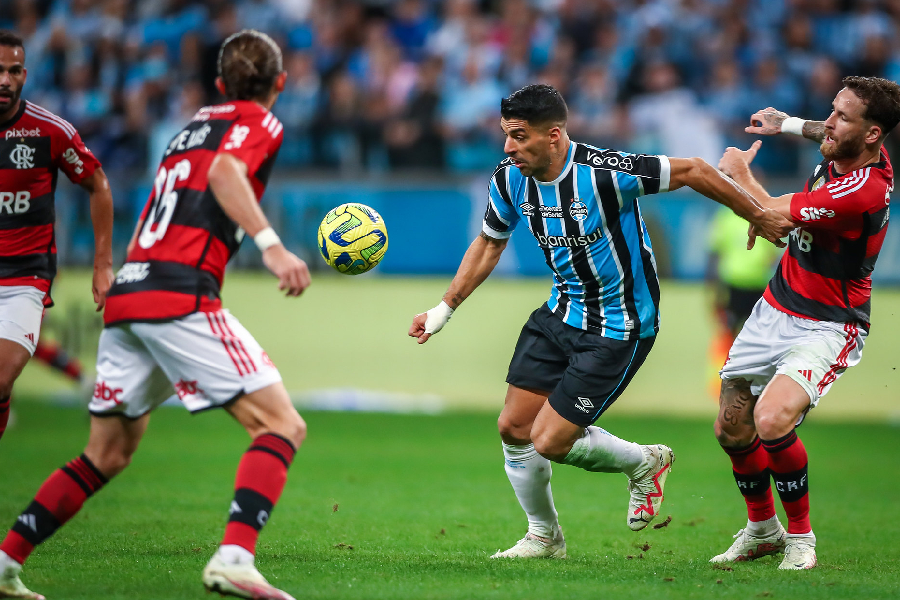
[424,301,454,335]
[254,227,282,252]
[781,117,807,136]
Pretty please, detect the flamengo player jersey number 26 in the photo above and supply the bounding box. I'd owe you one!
[103,100,283,326]
[764,147,892,328]
[0,100,100,298]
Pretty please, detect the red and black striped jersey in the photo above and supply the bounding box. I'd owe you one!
[764,147,892,329]
[103,100,283,326]
[0,100,100,300]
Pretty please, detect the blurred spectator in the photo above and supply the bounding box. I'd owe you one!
[385,56,444,169]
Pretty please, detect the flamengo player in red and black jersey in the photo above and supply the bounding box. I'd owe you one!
[709,76,900,571]
[0,30,113,444]
[0,31,309,600]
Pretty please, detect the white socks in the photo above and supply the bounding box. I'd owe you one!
[562,426,645,477]
[745,515,781,537]
[216,544,255,566]
[502,443,560,540]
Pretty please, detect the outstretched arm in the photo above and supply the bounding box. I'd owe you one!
[667,156,793,247]
[78,167,114,311]
[408,232,508,344]
[745,106,826,143]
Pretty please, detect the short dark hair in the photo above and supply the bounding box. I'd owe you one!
[843,75,900,136]
[500,84,568,126]
[0,30,25,56]
[217,30,283,101]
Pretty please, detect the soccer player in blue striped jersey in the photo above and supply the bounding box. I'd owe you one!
[409,84,792,558]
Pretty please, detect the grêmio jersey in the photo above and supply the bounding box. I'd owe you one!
[483,142,670,340]
[103,100,283,326]
[0,100,100,301]
[764,147,892,329]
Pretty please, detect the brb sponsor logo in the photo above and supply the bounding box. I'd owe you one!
[115,262,150,284]
[0,191,30,215]
[790,228,814,253]
[798,206,835,221]
[94,381,123,405]
[534,225,604,248]
[9,144,34,169]
[5,127,40,139]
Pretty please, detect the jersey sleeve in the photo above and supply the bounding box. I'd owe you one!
[604,153,671,201]
[482,166,520,239]
[53,128,100,185]
[790,169,890,231]
[218,111,283,175]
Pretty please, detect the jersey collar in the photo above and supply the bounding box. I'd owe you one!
[0,99,26,131]
[535,141,576,186]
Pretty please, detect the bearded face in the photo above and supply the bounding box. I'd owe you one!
[820,128,867,161]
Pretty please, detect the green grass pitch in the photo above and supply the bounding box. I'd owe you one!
[4,271,900,598]
[1,403,898,599]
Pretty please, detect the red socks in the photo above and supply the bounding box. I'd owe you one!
[0,454,107,564]
[33,341,83,382]
[761,431,810,534]
[0,396,9,442]
[724,437,776,522]
[222,433,296,554]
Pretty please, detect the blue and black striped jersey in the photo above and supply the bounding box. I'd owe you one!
[484,141,670,340]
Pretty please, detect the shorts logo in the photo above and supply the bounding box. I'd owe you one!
[24,333,34,344]
[261,352,275,368]
[575,397,594,413]
[94,381,123,405]
[10,144,34,169]
[174,379,201,399]
[569,198,588,222]
[798,369,812,381]
[519,202,535,217]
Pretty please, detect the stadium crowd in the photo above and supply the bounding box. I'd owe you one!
[2,0,899,174]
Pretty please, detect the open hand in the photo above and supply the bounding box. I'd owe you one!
[745,107,790,136]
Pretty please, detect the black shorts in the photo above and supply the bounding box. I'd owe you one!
[506,304,655,427]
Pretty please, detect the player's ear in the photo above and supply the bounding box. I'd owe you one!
[866,124,882,145]
[214,77,226,97]
[274,71,287,93]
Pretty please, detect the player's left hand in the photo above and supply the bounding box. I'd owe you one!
[749,211,790,249]
[718,141,761,177]
[92,263,114,311]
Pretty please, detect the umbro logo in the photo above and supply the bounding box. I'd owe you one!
[519,202,535,216]
[17,513,37,532]
[575,397,594,413]
[798,369,812,381]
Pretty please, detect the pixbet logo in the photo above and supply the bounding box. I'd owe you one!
[798,206,835,221]
[0,191,30,215]
[94,381,123,405]
[5,127,40,139]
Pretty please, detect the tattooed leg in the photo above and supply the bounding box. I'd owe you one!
[714,378,759,448]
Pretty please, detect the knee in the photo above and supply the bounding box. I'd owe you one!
[714,417,754,449]
[87,447,134,479]
[497,413,532,445]
[284,412,307,450]
[754,407,793,441]
[531,429,569,462]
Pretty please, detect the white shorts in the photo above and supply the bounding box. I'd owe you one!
[720,298,866,408]
[89,309,282,419]
[0,285,44,355]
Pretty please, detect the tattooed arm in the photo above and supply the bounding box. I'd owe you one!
[744,106,827,143]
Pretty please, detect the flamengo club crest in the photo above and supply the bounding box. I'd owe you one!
[569,198,588,221]
[10,144,35,169]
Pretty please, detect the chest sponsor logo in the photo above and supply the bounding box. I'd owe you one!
[535,225,603,248]
[115,262,150,284]
[539,205,564,219]
[9,143,34,169]
[0,191,31,214]
[798,206,835,221]
[5,127,40,139]
[519,201,535,216]
[569,198,588,221]
[585,151,633,171]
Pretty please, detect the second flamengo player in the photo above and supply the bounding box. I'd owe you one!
[0,30,309,600]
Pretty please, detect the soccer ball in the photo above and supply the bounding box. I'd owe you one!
[317,203,388,275]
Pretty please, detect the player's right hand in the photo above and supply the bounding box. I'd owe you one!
[745,107,790,136]
[408,301,454,344]
[262,245,310,297]
[408,312,431,344]
[751,209,791,248]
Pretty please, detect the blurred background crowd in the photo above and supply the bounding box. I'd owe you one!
[3,0,900,177]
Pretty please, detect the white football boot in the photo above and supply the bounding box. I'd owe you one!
[778,532,817,570]
[490,530,566,559]
[710,521,787,563]
[0,551,44,600]
[202,550,296,600]
[626,444,675,531]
